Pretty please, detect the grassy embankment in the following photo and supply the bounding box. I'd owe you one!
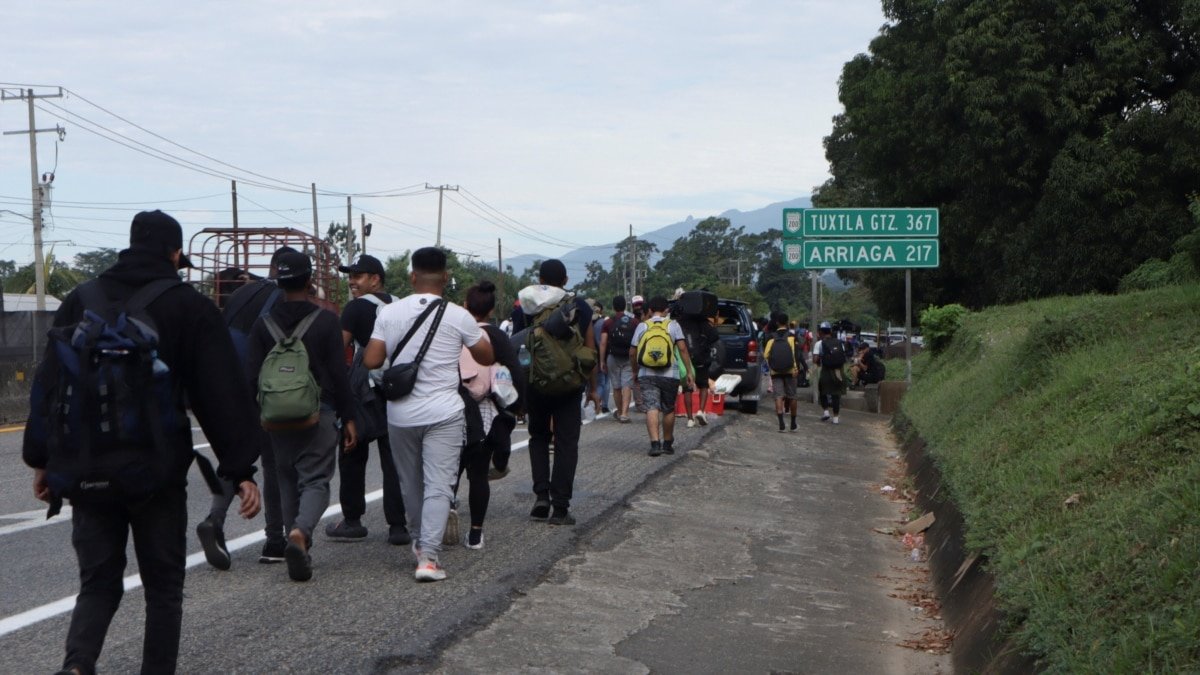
[898,283,1200,672]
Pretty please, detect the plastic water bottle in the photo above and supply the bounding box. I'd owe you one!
[582,401,597,422]
[518,344,531,368]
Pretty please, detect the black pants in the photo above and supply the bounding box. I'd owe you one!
[337,432,405,526]
[209,427,283,543]
[527,388,582,510]
[457,412,516,527]
[65,488,187,675]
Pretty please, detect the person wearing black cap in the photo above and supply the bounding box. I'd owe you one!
[520,258,600,526]
[24,209,262,675]
[324,254,410,545]
[245,251,357,582]
[196,245,298,570]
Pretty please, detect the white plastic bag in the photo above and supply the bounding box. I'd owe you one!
[491,364,519,407]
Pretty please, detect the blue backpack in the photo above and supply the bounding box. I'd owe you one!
[27,278,190,505]
[224,282,282,363]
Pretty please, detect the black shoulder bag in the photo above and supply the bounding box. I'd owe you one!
[380,299,446,401]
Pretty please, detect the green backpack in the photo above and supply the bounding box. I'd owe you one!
[527,297,597,396]
[258,309,322,428]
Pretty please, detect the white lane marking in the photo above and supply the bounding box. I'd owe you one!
[0,507,72,536]
[0,444,213,537]
[0,414,606,636]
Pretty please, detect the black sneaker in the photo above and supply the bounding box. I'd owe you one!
[548,509,576,526]
[530,499,551,520]
[259,539,287,564]
[325,518,368,540]
[649,441,663,457]
[196,517,231,571]
[387,525,412,546]
[662,440,674,455]
[790,419,798,432]
[488,466,510,481]
[284,538,312,582]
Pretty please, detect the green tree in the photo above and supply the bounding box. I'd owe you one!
[73,248,119,280]
[3,249,82,299]
[383,251,413,298]
[820,0,1200,312]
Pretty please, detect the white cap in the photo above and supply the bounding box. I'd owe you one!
[632,295,644,305]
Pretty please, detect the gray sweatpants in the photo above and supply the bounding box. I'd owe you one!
[388,415,464,559]
[270,410,338,543]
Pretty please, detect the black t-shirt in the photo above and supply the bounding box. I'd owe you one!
[340,292,392,348]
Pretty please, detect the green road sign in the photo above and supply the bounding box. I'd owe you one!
[782,207,939,238]
[782,238,939,270]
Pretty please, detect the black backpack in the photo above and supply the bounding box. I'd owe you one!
[820,337,847,368]
[347,294,394,442]
[27,279,190,505]
[766,334,798,374]
[607,315,637,354]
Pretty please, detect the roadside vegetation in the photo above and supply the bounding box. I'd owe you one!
[899,282,1200,672]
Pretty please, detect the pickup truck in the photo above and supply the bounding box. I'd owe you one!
[711,298,762,414]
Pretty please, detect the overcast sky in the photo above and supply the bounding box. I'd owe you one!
[1,1,886,270]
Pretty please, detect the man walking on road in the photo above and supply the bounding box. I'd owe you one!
[245,251,357,582]
[325,254,410,546]
[198,246,294,569]
[364,247,493,581]
[814,321,848,424]
[24,210,262,675]
[520,259,601,526]
[599,295,638,423]
[630,296,695,456]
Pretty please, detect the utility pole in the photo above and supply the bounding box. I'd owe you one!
[360,214,369,256]
[346,196,353,261]
[425,183,460,248]
[497,238,504,304]
[230,180,240,268]
[630,225,638,299]
[2,87,65,311]
[729,258,748,286]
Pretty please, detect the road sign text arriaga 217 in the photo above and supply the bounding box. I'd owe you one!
[782,239,940,270]
[782,208,939,238]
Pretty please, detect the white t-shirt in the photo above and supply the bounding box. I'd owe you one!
[631,316,686,379]
[370,293,484,427]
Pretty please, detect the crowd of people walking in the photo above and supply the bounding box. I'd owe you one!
[20,209,864,674]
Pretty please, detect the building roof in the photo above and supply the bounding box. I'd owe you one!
[1,293,62,312]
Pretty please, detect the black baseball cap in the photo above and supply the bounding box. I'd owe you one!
[130,210,193,268]
[274,251,312,280]
[338,254,385,278]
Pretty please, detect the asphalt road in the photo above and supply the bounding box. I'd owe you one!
[0,410,727,673]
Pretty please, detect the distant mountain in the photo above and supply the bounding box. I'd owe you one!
[502,196,814,283]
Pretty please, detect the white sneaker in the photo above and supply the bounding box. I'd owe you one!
[414,554,446,582]
[687,418,697,428]
[696,411,708,426]
[820,411,831,421]
[832,416,840,425]
[442,508,459,546]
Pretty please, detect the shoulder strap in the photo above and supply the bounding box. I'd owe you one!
[224,281,274,326]
[388,299,443,366]
[126,278,184,313]
[290,308,322,341]
[410,301,448,368]
[263,316,286,343]
[361,294,386,309]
